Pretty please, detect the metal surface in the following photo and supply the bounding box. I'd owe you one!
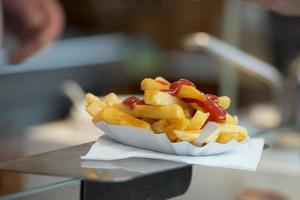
[183,32,284,90]
[0,142,188,183]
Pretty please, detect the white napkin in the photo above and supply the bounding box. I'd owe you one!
[82,137,264,171]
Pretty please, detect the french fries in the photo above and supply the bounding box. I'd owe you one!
[104,93,120,106]
[115,103,185,119]
[93,107,151,130]
[217,124,248,144]
[86,93,101,106]
[186,110,209,130]
[174,130,200,142]
[224,113,239,125]
[86,93,108,117]
[86,76,248,144]
[151,119,170,133]
[218,96,231,109]
[141,78,169,91]
[154,77,170,85]
[168,118,190,130]
[176,85,206,101]
[144,90,181,106]
[86,102,104,117]
[165,125,179,142]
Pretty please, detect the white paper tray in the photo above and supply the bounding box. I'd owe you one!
[96,122,248,156]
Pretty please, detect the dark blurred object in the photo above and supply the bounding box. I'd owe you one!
[60,0,223,49]
[270,13,300,74]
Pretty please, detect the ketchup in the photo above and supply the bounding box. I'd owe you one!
[122,96,145,109]
[206,94,219,103]
[162,79,196,96]
[182,94,226,123]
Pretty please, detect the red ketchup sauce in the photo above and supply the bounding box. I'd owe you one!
[182,95,226,123]
[122,96,145,109]
[162,79,196,96]
[162,78,226,123]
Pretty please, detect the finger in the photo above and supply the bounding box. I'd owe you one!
[10,0,65,63]
[10,41,44,64]
[35,0,65,47]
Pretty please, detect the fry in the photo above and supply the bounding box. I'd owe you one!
[154,77,171,85]
[218,96,231,109]
[217,132,239,144]
[141,78,169,91]
[93,107,151,130]
[86,93,101,106]
[116,103,185,119]
[165,125,178,142]
[86,102,104,117]
[225,113,239,125]
[204,131,221,143]
[86,93,108,117]
[217,124,248,143]
[186,110,209,130]
[176,85,206,101]
[144,90,181,105]
[151,119,170,133]
[104,92,120,106]
[173,130,200,142]
[168,118,190,130]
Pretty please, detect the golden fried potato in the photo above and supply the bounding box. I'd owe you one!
[86,76,248,144]
[113,103,135,114]
[204,131,221,143]
[154,77,171,85]
[168,118,190,130]
[115,103,185,119]
[93,107,151,130]
[218,96,231,109]
[144,90,191,108]
[173,130,200,142]
[141,78,169,91]
[165,125,178,142]
[86,102,105,117]
[186,110,209,130]
[144,90,180,105]
[176,85,206,101]
[104,93,120,107]
[86,93,108,117]
[151,119,170,133]
[222,124,246,134]
[86,93,101,106]
[217,132,239,144]
[135,104,185,119]
[225,113,239,125]
[217,124,248,143]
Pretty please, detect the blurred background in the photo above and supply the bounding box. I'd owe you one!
[0,0,300,199]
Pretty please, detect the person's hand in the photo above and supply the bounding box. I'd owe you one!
[2,0,65,63]
[250,0,300,16]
